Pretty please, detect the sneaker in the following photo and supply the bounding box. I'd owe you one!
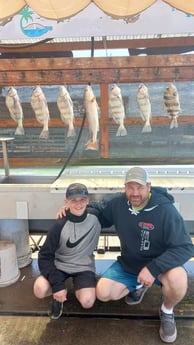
[159,310,177,343]
[50,299,63,320]
[125,285,149,305]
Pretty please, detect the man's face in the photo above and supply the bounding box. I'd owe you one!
[65,197,89,216]
[125,181,151,208]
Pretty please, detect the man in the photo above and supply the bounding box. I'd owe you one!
[34,183,106,320]
[91,167,194,343]
[57,167,194,343]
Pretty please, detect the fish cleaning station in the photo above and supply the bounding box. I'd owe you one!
[1,1,194,345]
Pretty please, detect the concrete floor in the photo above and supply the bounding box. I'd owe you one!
[0,258,194,345]
[1,316,194,345]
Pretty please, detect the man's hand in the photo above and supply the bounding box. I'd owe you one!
[53,289,67,302]
[56,206,67,219]
[137,266,155,287]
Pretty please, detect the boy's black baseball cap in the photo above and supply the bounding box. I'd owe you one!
[66,183,88,199]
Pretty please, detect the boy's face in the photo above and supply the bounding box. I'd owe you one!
[65,196,89,216]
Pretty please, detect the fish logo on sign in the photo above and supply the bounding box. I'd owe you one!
[19,6,53,38]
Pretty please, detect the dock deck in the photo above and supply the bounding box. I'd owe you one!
[1,166,194,344]
[1,256,194,345]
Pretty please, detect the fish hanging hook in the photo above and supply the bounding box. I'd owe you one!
[133,67,140,79]
[153,67,160,78]
[173,68,180,81]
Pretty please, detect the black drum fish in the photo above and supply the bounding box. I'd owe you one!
[109,84,127,136]
[136,83,152,133]
[5,87,24,135]
[30,86,50,139]
[163,83,181,129]
[57,86,75,137]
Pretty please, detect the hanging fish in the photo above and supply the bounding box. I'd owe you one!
[136,83,152,133]
[163,83,181,129]
[30,86,50,139]
[57,86,75,137]
[83,85,99,150]
[108,84,127,136]
[5,87,24,135]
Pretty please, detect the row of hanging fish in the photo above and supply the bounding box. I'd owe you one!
[109,83,151,136]
[5,85,99,150]
[5,83,181,146]
[5,85,75,140]
[109,82,181,134]
[109,83,151,135]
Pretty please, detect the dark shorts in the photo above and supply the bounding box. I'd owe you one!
[60,270,97,290]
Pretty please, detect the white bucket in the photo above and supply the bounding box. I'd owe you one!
[0,219,32,268]
[0,240,20,287]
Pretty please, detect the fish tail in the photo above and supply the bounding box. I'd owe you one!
[15,125,24,136]
[85,139,99,151]
[116,125,127,136]
[170,117,178,129]
[142,121,152,133]
[39,129,49,139]
[67,127,76,137]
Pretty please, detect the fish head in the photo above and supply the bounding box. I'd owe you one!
[165,83,177,94]
[84,85,94,100]
[137,83,148,95]
[32,85,43,97]
[110,84,121,96]
[59,85,67,96]
[7,87,17,97]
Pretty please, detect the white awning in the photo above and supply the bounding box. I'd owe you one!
[1,1,194,21]
[0,1,194,42]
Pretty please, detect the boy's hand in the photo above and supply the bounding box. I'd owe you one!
[53,289,67,302]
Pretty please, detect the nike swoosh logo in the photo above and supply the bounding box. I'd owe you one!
[66,226,94,248]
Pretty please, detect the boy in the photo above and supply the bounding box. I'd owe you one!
[33,183,103,319]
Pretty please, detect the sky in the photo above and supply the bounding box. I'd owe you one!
[73,48,129,58]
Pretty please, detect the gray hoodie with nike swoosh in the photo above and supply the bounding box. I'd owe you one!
[38,208,107,293]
